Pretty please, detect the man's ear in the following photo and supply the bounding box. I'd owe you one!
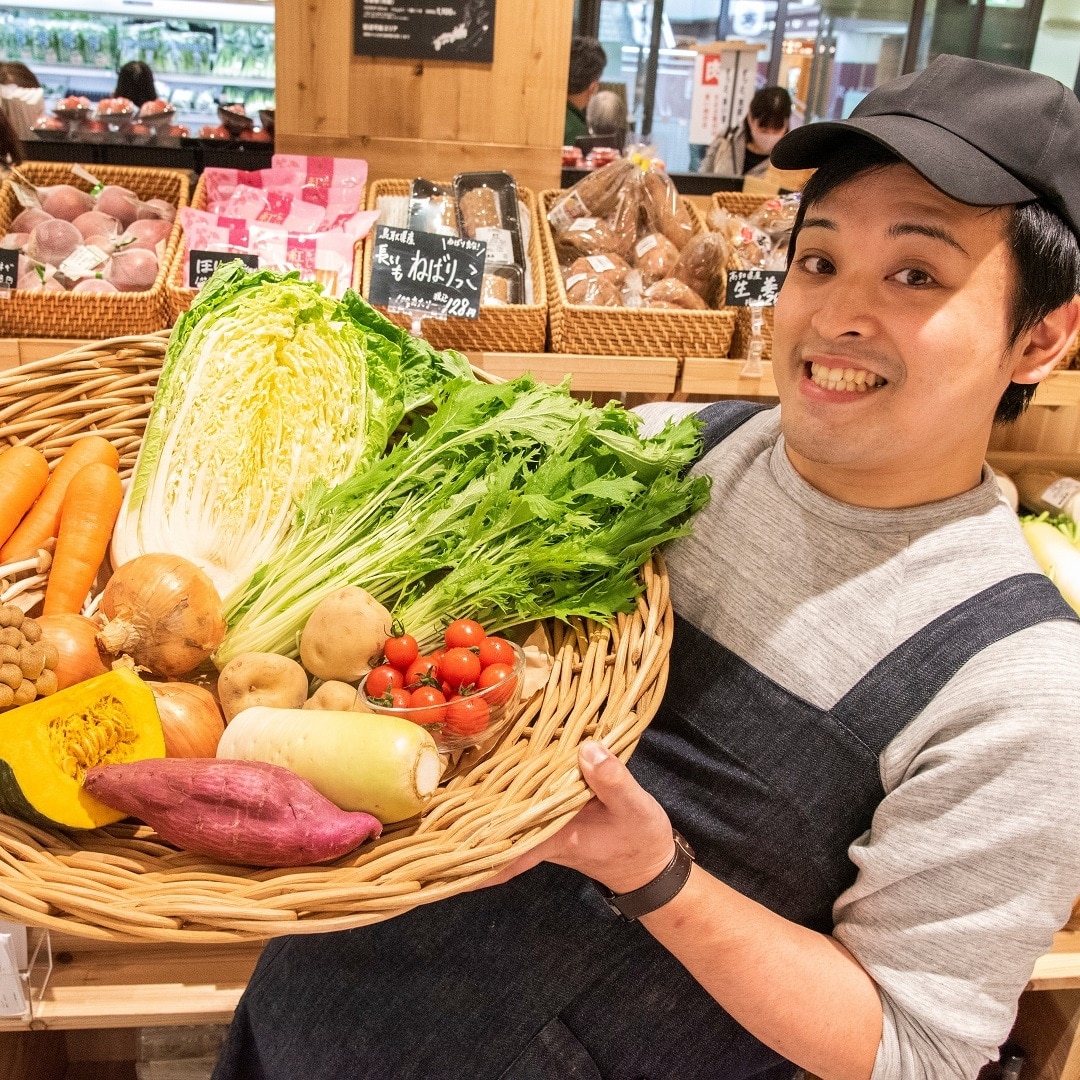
[1010,295,1080,385]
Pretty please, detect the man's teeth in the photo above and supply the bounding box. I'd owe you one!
[808,363,886,392]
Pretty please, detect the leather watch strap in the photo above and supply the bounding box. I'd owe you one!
[593,829,695,922]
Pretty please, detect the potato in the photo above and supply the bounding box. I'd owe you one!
[299,587,392,682]
[218,652,309,723]
[303,681,371,713]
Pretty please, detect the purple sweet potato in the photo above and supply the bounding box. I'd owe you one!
[83,758,382,867]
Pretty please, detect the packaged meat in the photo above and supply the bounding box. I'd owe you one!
[453,171,525,269]
[407,179,458,236]
[644,278,708,310]
[565,272,622,307]
[567,252,631,287]
[672,232,729,307]
[632,231,680,287]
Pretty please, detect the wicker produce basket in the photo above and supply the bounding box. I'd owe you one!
[360,180,548,353]
[165,174,368,325]
[712,191,775,363]
[0,163,189,337]
[0,333,674,942]
[540,190,735,359]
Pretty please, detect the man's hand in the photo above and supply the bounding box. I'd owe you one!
[484,739,676,894]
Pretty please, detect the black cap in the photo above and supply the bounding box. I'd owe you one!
[771,55,1080,240]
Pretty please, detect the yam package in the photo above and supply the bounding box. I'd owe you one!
[709,193,800,273]
[548,149,724,310]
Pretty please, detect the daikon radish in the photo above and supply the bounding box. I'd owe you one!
[1021,516,1080,614]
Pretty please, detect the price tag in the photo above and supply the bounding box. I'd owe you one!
[725,269,786,307]
[188,250,259,289]
[0,249,18,290]
[368,225,485,320]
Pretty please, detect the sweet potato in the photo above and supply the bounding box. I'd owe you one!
[82,758,382,866]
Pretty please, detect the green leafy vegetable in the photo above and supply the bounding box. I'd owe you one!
[217,376,710,663]
[111,263,471,608]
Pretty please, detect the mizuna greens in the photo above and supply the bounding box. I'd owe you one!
[217,375,710,663]
[110,263,471,605]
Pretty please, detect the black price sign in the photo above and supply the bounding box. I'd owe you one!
[725,269,786,307]
[0,248,18,290]
[354,1,495,62]
[368,225,485,320]
[189,250,259,289]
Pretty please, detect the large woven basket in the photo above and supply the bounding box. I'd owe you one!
[0,162,189,337]
[0,334,673,942]
[540,189,735,359]
[165,173,368,325]
[360,179,548,353]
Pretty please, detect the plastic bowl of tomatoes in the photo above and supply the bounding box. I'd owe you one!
[357,619,526,755]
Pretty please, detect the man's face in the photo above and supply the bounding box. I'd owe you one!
[773,163,1020,499]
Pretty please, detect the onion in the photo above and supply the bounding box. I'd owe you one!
[96,554,226,677]
[150,681,226,757]
[35,613,110,689]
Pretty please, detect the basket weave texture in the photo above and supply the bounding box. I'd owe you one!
[0,334,673,942]
[712,192,775,362]
[0,162,189,337]
[165,174,368,326]
[539,189,734,359]
[360,180,549,353]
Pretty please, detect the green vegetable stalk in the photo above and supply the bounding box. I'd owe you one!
[217,376,711,662]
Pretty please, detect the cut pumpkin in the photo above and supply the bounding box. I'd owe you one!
[0,667,166,830]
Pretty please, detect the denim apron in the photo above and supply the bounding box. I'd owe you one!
[213,401,1077,1080]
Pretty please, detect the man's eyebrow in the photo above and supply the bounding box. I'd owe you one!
[887,222,969,256]
[800,216,835,231]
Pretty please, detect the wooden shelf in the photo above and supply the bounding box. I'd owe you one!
[469,352,680,395]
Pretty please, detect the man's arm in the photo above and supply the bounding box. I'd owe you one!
[489,740,882,1080]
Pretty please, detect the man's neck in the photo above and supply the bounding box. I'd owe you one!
[567,89,591,112]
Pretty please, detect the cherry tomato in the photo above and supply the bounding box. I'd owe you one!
[477,662,516,705]
[408,685,447,726]
[478,636,515,668]
[366,664,404,698]
[383,633,418,672]
[404,656,440,688]
[445,694,490,737]
[440,647,481,692]
[384,687,412,713]
[430,647,447,668]
[445,619,486,650]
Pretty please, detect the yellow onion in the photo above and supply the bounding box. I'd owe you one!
[35,613,110,689]
[150,681,226,757]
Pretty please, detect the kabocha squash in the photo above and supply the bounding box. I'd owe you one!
[0,668,166,830]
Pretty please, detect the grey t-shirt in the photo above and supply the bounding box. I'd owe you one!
[637,403,1080,1080]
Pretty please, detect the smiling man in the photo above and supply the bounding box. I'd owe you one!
[213,57,1080,1080]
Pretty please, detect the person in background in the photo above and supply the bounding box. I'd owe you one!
[586,88,628,148]
[565,36,606,146]
[700,85,791,177]
[0,106,23,172]
[0,62,43,141]
[114,61,157,108]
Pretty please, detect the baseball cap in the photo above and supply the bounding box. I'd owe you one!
[770,55,1080,240]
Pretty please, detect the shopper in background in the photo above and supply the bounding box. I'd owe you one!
[586,88,628,148]
[0,107,23,171]
[0,62,42,141]
[212,57,1080,1080]
[565,35,606,146]
[114,61,157,108]
[699,85,791,177]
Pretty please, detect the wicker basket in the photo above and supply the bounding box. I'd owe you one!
[540,190,735,359]
[712,191,775,362]
[165,174,368,325]
[360,180,548,353]
[0,334,673,942]
[0,163,189,337]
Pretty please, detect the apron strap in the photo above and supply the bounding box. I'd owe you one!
[831,572,1079,756]
[695,400,772,459]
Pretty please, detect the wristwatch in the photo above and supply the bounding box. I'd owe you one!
[593,829,695,922]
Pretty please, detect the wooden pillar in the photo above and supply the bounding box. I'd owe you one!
[274,0,574,192]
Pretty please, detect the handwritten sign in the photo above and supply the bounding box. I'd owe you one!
[725,269,785,307]
[189,251,259,289]
[0,249,17,291]
[368,225,485,319]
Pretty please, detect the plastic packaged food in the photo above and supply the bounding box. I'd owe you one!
[748,193,801,238]
[553,216,625,264]
[271,155,368,208]
[641,165,694,250]
[453,171,525,269]
[567,252,631,287]
[565,271,623,307]
[672,231,729,307]
[644,277,708,310]
[709,207,772,270]
[407,179,458,236]
[480,264,524,305]
[632,231,680,287]
[214,187,327,232]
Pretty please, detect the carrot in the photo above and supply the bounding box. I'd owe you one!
[43,462,123,617]
[0,436,119,563]
[0,444,49,550]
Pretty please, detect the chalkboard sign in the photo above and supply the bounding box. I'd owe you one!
[189,251,259,289]
[368,225,486,320]
[725,269,786,307]
[0,249,17,290]
[355,1,495,62]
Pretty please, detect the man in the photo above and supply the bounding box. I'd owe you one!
[212,57,1080,1080]
[565,35,607,146]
